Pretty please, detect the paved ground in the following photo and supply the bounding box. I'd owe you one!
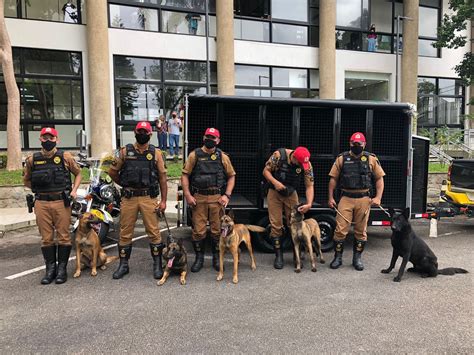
[0,217,473,353]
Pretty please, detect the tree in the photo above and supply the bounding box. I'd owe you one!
[0,0,21,170]
[432,0,473,86]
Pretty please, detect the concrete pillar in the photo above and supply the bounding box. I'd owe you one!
[216,0,235,95]
[319,0,336,99]
[86,0,113,156]
[401,0,419,106]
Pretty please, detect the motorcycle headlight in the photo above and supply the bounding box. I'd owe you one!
[100,185,114,201]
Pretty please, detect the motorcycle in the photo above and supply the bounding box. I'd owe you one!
[71,153,121,244]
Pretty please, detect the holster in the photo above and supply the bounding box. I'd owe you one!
[26,194,35,213]
[62,191,71,207]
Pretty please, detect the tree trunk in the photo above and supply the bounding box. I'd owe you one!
[0,0,22,171]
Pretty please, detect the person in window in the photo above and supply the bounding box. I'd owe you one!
[367,24,377,52]
[185,13,200,35]
[62,2,78,23]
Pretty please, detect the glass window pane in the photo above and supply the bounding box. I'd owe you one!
[272,89,308,98]
[161,0,206,12]
[337,0,361,28]
[272,68,307,88]
[234,19,269,42]
[310,7,319,25]
[272,23,308,45]
[370,0,392,33]
[24,0,80,23]
[272,0,307,22]
[5,0,17,17]
[310,26,319,47]
[0,124,24,149]
[209,15,216,37]
[52,125,84,147]
[235,0,269,18]
[417,96,436,126]
[235,88,271,97]
[439,79,463,96]
[336,30,362,50]
[393,3,404,33]
[235,65,269,86]
[310,70,319,88]
[123,0,159,4]
[24,49,81,76]
[72,82,83,120]
[164,86,206,116]
[419,39,437,57]
[208,0,216,13]
[162,11,206,35]
[345,74,389,101]
[114,56,161,81]
[109,4,158,31]
[418,78,436,95]
[23,79,77,120]
[438,97,462,125]
[420,0,440,7]
[419,7,438,38]
[210,62,217,84]
[164,60,207,82]
[116,83,162,121]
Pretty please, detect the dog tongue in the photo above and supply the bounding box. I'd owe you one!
[167,257,175,268]
[221,227,228,238]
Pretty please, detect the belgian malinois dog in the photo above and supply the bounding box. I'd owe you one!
[73,212,118,278]
[289,205,325,273]
[382,208,468,282]
[157,238,188,286]
[217,210,264,284]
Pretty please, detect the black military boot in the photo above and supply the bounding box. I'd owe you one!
[55,245,72,284]
[150,243,164,279]
[352,240,366,271]
[330,241,344,269]
[113,245,132,279]
[191,240,205,273]
[273,237,284,269]
[40,245,57,285]
[211,238,220,272]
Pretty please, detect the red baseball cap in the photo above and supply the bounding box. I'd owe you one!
[40,127,58,137]
[293,146,311,170]
[350,132,366,143]
[204,127,220,138]
[135,121,152,133]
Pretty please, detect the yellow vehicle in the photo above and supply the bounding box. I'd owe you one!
[440,159,474,217]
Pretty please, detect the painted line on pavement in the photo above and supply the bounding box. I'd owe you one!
[438,231,461,237]
[5,226,178,280]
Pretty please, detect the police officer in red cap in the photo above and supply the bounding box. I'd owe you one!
[263,146,314,269]
[181,128,236,272]
[328,132,385,271]
[23,127,82,284]
[109,121,168,280]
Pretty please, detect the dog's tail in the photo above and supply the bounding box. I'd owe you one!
[105,256,119,264]
[245,225,267,233]
[438,267,468,275]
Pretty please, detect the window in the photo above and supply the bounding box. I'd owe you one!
[114,57,161,81]
[272,0,307,22]
[234,0,269,18]
[419,39,437,57]
[4,0,17,17]
[161,11,206,35]
[370,0,392,33]
[234,19,270,42]
[419,6,438,38]
[345,72,390,101]
[235,65,270,86]
[272,23,308,45]
[22,0,83,23]
[109,4,159,31]
[272,68,307,88]
[24,50,81,76]
[336,0,368,29]
[164,60,207,83]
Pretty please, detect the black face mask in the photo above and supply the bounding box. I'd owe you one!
[204,139,217,149]
[135,133,150,145]
[41,140,56,151]
[350,145,364,155]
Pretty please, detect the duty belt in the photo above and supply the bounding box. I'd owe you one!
[122,189,150,198]
[192,187,222,196]
[342,191,370,199]
[35,193,64,201]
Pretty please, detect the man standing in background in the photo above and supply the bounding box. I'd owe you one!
[168,111,182,160]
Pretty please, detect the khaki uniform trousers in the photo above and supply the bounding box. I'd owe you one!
[191,193,223,241]
[119,195,161,245]
[334,196,371,242]
[267,188,299,238]
[35,200,72,247]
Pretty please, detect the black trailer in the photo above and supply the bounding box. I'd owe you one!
[181,95,428,252]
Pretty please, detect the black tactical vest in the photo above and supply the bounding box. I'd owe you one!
[119,144,160,193]
[190,148,226,191]
[339,151,372,190]
[272,148,302,193]
[31,151,72,193]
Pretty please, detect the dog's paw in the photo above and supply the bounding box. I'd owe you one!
[91,270,97,277]
[100,265,107,270]
[157,280,165,286]
[251,264,256,271]
[311,267,317,272]
[180,279,186,285]
[216,274,224,281]
[295,269,301,273]
[381,269,391,274]
[232,277,239,284]
[319,258,326,264]
[393,276,401,282]
[73,271,81,278]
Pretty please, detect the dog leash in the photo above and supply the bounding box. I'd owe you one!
[378,205,391,218]
[157,210,174,243]
[332,205,371,225]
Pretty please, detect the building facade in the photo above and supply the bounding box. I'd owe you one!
[0,0,471,153]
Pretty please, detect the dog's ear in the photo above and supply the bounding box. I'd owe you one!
[403,207,410,219]
[227,208,234,220]
[388,208,395,216]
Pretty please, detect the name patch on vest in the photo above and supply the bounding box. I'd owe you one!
[34,160,47,165]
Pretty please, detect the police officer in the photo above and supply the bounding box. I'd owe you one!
[108,121,168,280]
[23,127,82,285]
[181,128,236,273]
[328,132,385,271]
[263,146,314,269]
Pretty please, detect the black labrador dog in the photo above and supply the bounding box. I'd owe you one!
[381,208,468,282]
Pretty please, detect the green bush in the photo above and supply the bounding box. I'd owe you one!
[0,154,7,169]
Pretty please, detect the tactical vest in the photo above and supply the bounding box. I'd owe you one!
[339,151,372,190]
[31,151,72,193]
[190,148,226,191]
[272,148,302,193]
[119,144,160,194]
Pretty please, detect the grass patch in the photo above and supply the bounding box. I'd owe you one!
[166,160,183,179]
[429,162,449,173]
[0,169,23,185]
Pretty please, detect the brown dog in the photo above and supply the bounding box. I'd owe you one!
[290,206,325,273]
[73,212,118,278]
[217,210,264,284]
[157,238,188,286]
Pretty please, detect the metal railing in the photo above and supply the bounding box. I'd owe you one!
[429,145,453,165]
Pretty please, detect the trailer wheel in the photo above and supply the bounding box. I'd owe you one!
[251,216,292,253]
[314,214,336,252]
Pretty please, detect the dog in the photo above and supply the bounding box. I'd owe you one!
[381,208,468,282]
[157,238,188,286]
[73,212,118,278]
[217,210,264,284]
[289,205,325,273]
